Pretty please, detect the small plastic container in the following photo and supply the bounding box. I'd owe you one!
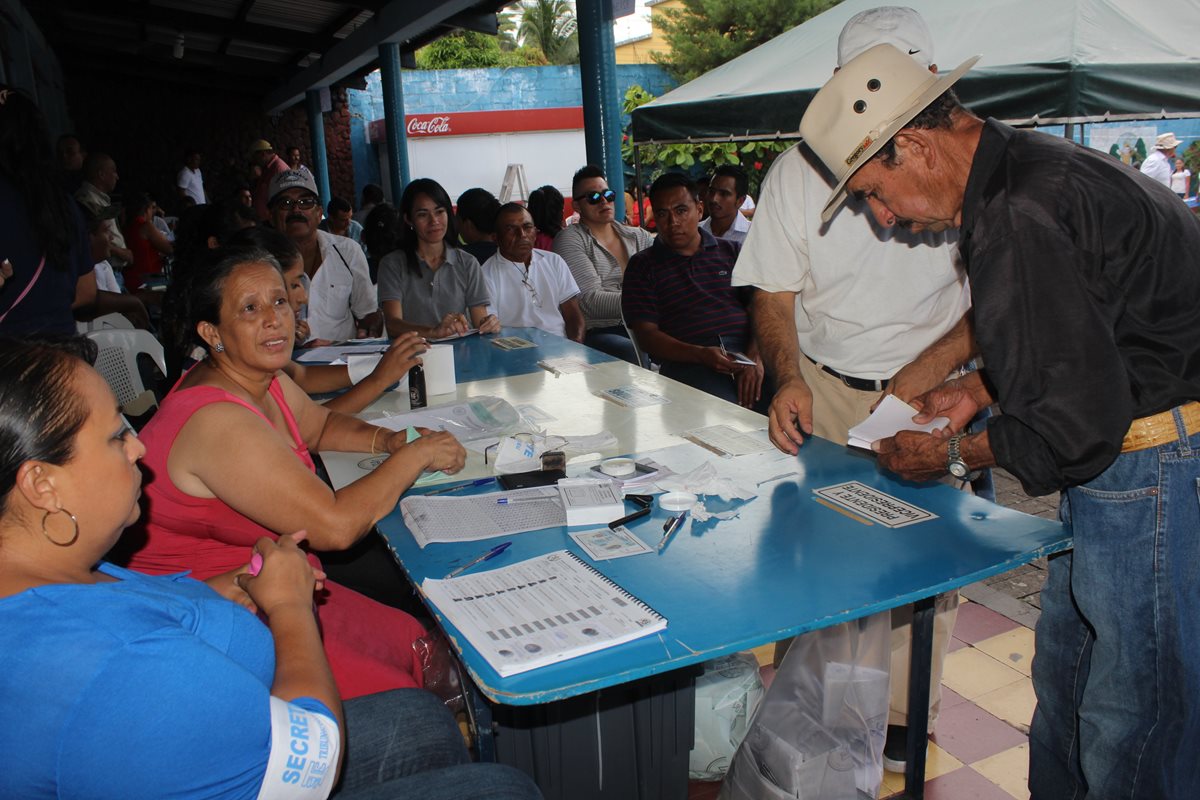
[659,491,697,512]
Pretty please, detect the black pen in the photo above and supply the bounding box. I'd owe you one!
[608,505,651,530]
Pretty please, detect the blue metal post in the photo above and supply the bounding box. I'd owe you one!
[378,42,411,200]
[576,0,625,220]
[305,89,331,209]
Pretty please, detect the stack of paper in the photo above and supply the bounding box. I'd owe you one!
[557,478,625,527]
[846,395,951,450]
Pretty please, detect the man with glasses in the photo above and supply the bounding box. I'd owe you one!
[553,165,654,362]
[622,173,767,409]
[482,203,584,341]
[268,169,380,343]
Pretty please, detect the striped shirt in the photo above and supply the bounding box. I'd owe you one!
[622,229,750,347]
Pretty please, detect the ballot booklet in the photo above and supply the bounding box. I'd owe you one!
[422,550,667,676]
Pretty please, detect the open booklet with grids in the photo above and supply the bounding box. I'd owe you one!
[421,550,667,676]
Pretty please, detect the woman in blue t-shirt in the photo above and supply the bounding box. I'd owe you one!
[0,337,541,800]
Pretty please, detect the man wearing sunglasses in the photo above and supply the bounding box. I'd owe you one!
[553,165,654,363]
[268,169,380,344]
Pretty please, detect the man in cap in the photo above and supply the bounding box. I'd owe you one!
[801,36,1200,798]
[1140,131,1181,188]
[734,6,972,769]
[269,168,380,342]
[249,139,290,222]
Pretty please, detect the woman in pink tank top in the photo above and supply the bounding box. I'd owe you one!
[129,244,467,699]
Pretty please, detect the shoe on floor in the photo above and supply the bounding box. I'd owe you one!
[883,724,927,773]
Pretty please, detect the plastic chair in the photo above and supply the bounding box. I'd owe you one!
[86,329,167,416]
[76,312,135,334]
[620,308,652,370]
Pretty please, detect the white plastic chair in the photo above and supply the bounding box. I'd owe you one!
[76,312,136,334]
[86,329,166,416]
[620,307,651,370]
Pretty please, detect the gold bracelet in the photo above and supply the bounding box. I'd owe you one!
[370,427,382,455]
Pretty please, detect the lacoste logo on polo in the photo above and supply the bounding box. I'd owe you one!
[846,136,873,167]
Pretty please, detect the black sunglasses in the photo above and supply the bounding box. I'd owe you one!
[574,189,616,205]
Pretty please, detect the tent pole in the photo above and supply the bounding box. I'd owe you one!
[634,144,645,229]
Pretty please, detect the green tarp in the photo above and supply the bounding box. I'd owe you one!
[631,0,1200,143]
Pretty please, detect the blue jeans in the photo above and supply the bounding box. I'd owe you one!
[584,325,642,365]
[1029,413,1200,799]
[334,690,542,799]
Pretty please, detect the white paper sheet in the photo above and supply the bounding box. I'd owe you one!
[400,486,565,547]
[680,425,773,457]
[846,394,952,449]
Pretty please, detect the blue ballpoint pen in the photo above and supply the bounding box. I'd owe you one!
[424,477,496,496]
[445,541,512,579]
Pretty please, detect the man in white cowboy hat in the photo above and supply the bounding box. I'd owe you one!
[1140,131,1182,187]
[801,41,1200,799]
[733,6,971,771]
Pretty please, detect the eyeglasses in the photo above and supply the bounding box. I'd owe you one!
[515,264,542,308]
[273,196,319,211]
[574,189,616,205]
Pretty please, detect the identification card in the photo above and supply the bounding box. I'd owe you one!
[571,525,654,560]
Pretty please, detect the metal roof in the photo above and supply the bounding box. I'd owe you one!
[27,0,511,110]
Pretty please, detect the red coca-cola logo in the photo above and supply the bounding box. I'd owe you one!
[407,115,452,135]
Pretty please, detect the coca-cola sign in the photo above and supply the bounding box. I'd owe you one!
[407,115,452,136]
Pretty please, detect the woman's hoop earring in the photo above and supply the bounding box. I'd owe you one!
[42,507,80,547]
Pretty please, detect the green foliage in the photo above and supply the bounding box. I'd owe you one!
[654,0,842,83]
[620,85,789,196]
[416,30,547,69]
[517,0,579,65]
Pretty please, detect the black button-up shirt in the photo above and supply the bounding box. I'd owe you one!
[962,120,1200,495]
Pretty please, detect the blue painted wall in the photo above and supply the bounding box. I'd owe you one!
[347,64,675,199]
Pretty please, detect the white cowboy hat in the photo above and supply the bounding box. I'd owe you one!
[1155,132,1182,150]
[799,43,979,222]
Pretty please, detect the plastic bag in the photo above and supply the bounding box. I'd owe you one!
[720,612,890,800]
[413,628,464,713]
[690,652,765,780]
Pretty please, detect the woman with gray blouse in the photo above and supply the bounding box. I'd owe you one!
[553,166,653,362]
[377,178,501,339]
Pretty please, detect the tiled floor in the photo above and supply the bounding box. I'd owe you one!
[689,600,1039,800]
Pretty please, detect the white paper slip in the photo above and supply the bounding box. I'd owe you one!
[400,486,566,547]
[428,328,480,343]
[813,481,938,528]
[538,356,595,376]
[294,344,389,363]
[372,397,522,443]
[421,550,667,676]
[846,394,952,449]
[571,525,654,560]
[595,385,671,408]
[492,336,536,350]
[681,425,773,457]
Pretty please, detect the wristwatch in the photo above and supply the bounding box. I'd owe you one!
[946,434,979,480]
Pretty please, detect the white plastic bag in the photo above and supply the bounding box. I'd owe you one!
[690,653,765,780]
[720,612,891,800]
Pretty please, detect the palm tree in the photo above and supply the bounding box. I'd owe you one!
[517,0,579,65]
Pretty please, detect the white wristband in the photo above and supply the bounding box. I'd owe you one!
[257,697,340,800]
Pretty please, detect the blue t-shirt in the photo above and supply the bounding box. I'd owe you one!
[0,563,329,799]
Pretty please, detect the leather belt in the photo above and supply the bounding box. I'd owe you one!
[1121,401,1200,453]
[806,354,890,393]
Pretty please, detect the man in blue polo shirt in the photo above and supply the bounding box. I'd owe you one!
[622,172,767,409]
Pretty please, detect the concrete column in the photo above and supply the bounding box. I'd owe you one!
[576,0,625,220]
[378,42,411,200]
[305,89,332,208]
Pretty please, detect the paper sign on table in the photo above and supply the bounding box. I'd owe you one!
[538,356,595,376]
[492,336,536,350]
[595,385,670,408]
[846,394,952,449]
[812,481,938,528]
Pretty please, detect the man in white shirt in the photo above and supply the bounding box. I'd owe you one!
[482,203,585,341]
[733,7,974,771]
[269,169,380,342]
[700,164,753,243]
[176,149,206,206]
[1140,132,1180,188]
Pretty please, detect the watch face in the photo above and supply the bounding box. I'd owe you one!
[949,460,970,479]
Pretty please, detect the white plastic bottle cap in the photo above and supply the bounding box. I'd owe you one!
[600,457,636,477]
[659,491,697,512]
